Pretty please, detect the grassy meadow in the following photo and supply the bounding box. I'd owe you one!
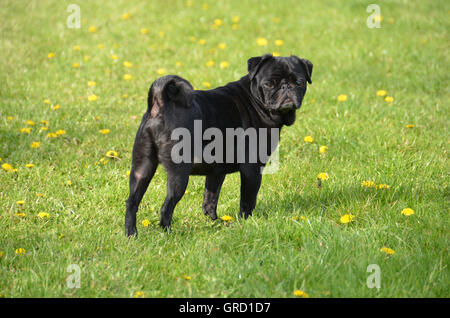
[0,0,448,297]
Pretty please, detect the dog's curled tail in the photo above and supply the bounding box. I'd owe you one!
[147,75,193,117]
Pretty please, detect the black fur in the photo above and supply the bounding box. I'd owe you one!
[125,54,313,236]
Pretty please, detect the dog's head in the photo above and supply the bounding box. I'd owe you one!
[247,54,313,125]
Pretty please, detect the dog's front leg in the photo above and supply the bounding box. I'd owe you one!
[239,164,262,219]
[202,174,226,220]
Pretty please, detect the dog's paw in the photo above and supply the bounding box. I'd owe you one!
[125,225,138,238]
[240,211,253,219]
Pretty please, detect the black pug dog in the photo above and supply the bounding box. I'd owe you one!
[125,53,312,236]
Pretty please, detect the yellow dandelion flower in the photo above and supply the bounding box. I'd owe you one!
[256,37,268,46]
[405,124,415,128]
[106,150,118,158]
[202,82,211,88]
[72,62,80,69]
[142,219,150,227]
[7,116,15,120]
[37,212,50,219]
[183,275,191,280]
[218,42,227,50]
[44,99,51,104]
[140,28,148,34]
[47,132,58,138]
[88,25,97,33]
[15,248,26,256]
[111,54,119,61]
[88,94,98,102]
[123,74,133,81]
[25,163,34,168]
[274,39,284,46]
[337,94,348,102]
[319,145,328,154]
[88,81,96,87]
[373,15,383,22]
[175,61,183,67]
[40,120,49,126]
[2,163,16,172]
[205,60,215,68]
[48,52,56,59]
[133,291,145,298]
[158,31,165,38]
[293,290,309,298]
[20,127,32,134]
[380,247,395,255]
[97,43,104,49]
[202,3,209,10]
[26,120,35,126]
[232,16,240,23]
[317,172,329,181]
[99,129,110,135]
[156,68,166,75]
[272,52,280,57]
[361,180,375,188]
[73,45,80,51]
[401,208,414,216]
[16,200,25,205]
[36,193,46,197]
[83,55,90,62]
[220,215,235,222]
[377,184,390,190]
[126,170,131,176]
[198,39,206,45]
[31,141,41,149]
[123,61,133,68]
[121,12,131,20]
[66,180,72,186]
[304,136,314,143]
[15,212,26,217]
[340,214,354,224]
[55,129,66,136]
[385,96,394,103]
[219,61,230,69]
[231,23,239,30]
[52,104,61,111]
[376,90,387,97]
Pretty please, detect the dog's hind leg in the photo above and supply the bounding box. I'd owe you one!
[125,123,158,237]
[159,164,191,229]
[202,174,226,220]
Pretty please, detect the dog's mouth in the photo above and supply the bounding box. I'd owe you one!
[278,99,298,113]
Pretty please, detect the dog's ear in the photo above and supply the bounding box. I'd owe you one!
[164,76,193,108]
[290,55,313,84]
[247,54,274,80]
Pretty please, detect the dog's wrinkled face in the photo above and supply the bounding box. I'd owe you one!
[248,54,313,125]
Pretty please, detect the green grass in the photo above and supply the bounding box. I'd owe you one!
[0,0,448,298]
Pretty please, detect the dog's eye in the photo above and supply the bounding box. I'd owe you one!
[264,80,276,89]
[296,80,304,87]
